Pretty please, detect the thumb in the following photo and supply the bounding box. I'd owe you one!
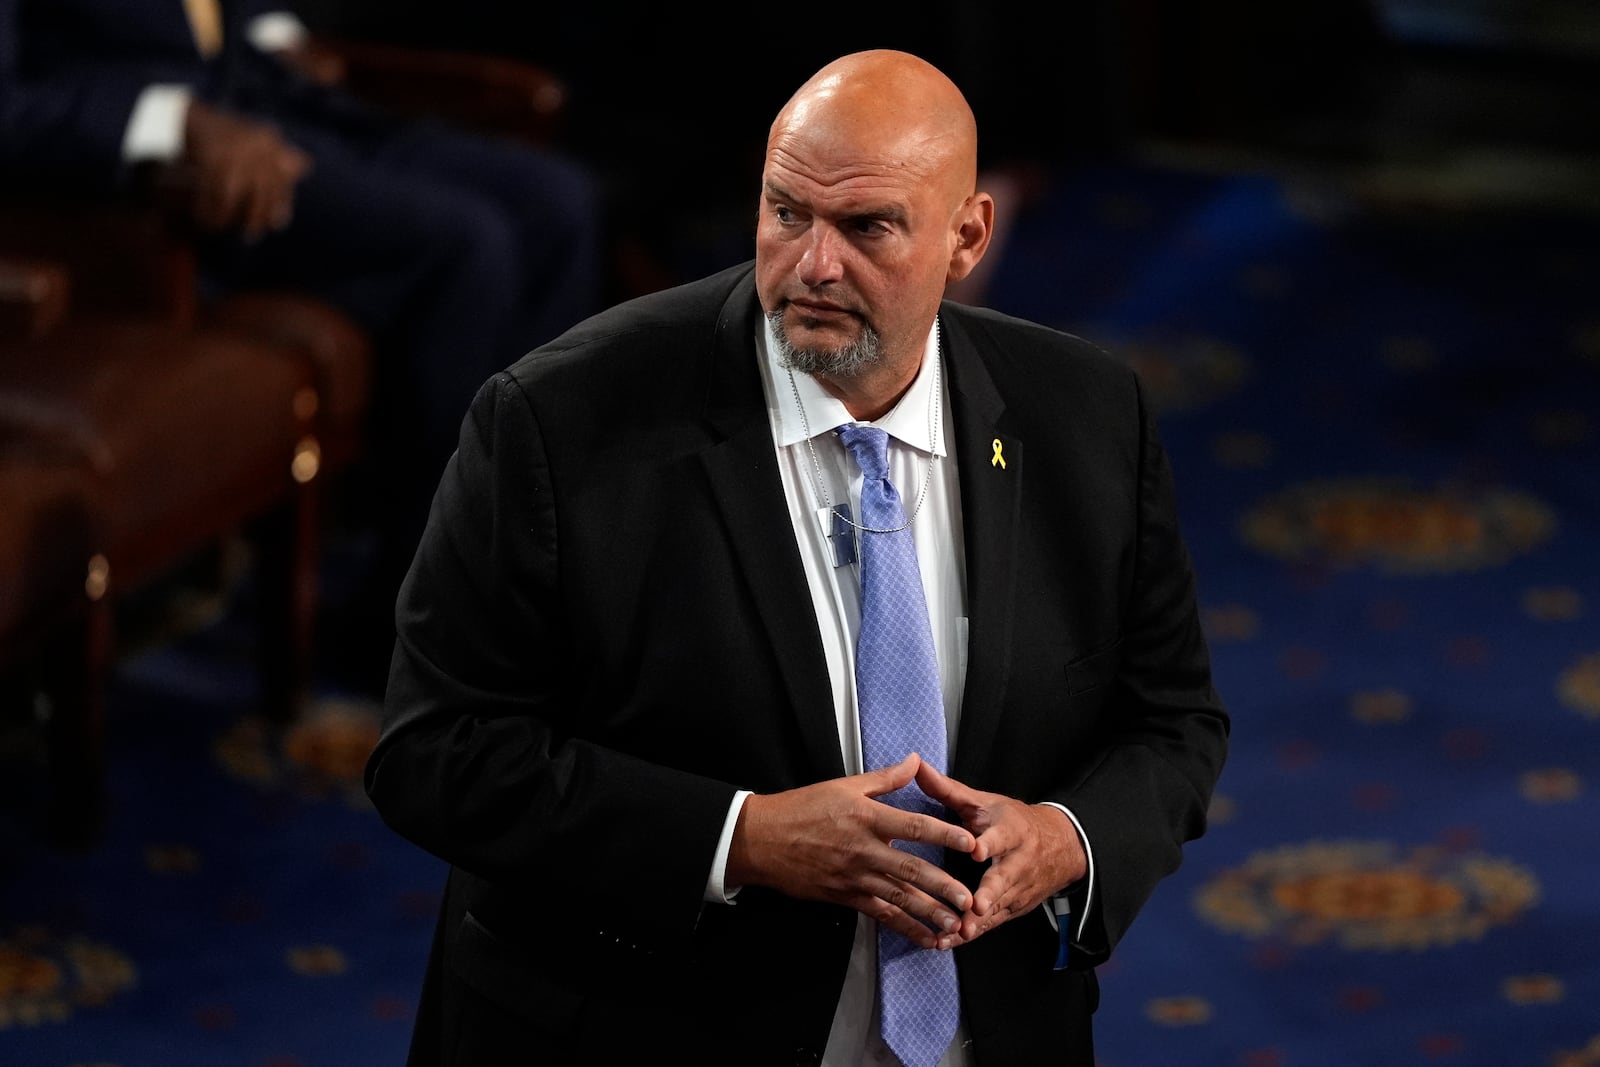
[283,146,313,180]
[914,759,971,809]
[862,752,921,798]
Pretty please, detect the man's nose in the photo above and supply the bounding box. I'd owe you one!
[797,225,846,286]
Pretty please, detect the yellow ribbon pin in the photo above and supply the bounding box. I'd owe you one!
[991,438,1006,469]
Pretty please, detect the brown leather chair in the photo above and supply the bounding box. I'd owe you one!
[0,42,570,843]
[0,256,326,844]
[307,37,568,145]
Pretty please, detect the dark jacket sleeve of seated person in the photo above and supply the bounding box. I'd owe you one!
[0,0,390,189]
[366,261,1230,1064]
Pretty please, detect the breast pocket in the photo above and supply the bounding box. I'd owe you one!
[1063,638,1121,698]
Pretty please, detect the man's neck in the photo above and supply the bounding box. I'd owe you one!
[816,319,941,422]
[813,358,922,422]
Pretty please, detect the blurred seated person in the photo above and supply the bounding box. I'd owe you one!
[0,0,604,694]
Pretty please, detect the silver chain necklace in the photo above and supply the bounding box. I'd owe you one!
[785,322,942,536]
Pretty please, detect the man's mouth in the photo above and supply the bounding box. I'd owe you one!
[787,299,855,323]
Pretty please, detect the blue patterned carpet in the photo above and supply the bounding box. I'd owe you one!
[3,157,1598,1067]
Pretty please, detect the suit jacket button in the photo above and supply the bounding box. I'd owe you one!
[793,1047,820,1066]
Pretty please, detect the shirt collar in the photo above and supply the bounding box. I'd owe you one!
[762,316,946,457]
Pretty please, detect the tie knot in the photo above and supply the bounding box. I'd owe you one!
[837,423,891,480]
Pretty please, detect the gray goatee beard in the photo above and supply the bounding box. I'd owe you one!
[768,306,882,380]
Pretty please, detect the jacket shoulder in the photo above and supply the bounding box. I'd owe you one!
[508,261,756,382]
[478,262,757,441]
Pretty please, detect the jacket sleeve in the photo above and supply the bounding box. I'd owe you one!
[0,0,158,184]
[1048,370,1230,966]
[364,370,739,933]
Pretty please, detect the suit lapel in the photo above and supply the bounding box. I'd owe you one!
[697,279,847,780]
[941,309,1022,782]
[689,290,1024,784]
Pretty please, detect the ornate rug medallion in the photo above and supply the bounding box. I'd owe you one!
[0,927,136,1028]
[1195,840,1539,950]
[213,698,380,806]
[1240,478,1555,573]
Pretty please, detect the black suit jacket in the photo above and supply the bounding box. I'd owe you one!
[368,261,1229,1065]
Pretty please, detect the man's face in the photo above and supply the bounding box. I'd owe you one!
[754,132,955,382]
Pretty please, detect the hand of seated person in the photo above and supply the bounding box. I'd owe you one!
[266,40,348,89]
[176,100,313,241]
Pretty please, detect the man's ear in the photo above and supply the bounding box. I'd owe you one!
[947,193,995,283]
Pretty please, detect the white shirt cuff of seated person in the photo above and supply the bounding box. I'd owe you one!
[123,85,191,162]
[246,12,309,53]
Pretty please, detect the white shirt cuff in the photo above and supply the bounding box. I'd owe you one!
[246,12,309,53]
[122,85,192,162]
[1039,801,1095,942]
[703,789,753,904]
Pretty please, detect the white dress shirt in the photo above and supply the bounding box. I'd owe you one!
[703,317,1095,1066]
[758,316,970,1067]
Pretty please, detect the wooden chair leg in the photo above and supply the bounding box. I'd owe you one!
[255,480,320,724]
[43,595,112,847]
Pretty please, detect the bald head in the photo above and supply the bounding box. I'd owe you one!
[768,50,979,205]
[755,49,994,420]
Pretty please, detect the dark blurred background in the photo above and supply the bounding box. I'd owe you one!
[291,0,1600,288]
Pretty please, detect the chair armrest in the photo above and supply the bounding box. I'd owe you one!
[0,257,71,341]
[307,37,568,145]
[0,188,198,326]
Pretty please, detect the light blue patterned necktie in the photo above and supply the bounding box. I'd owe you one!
[836,423,960,1067]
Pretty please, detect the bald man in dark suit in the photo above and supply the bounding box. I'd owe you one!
[368,49,1228,1067]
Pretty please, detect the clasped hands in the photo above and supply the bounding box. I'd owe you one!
[727,754,1087,950]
